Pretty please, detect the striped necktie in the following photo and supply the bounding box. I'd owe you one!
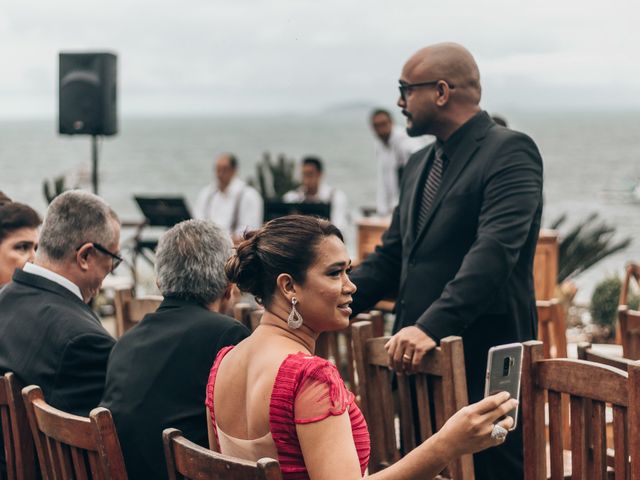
[416,144,446,232]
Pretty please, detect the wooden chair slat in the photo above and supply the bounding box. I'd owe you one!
[396,374,416,454]
[547,390,564,479]
[70,446,90,480]
[590,401,607,480]
[611,406,628,480]
[569,395,587,478]
[536,359,629,406]
[537,299,568,359]
[163,428,283,480]
[414,374,432,441]
[56,441,75,479]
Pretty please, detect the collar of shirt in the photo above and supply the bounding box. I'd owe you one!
[441,110,486,160]
[22,262,83,301]
[216,177,244,197]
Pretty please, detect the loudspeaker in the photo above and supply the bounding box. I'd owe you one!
[59,52,117,136]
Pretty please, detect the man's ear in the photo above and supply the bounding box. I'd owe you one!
[436,81,451,106]
[275,273,296,301]
[76,243,92,272]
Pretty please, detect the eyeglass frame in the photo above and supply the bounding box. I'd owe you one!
[75,242,123,272]
[398,79,455,101]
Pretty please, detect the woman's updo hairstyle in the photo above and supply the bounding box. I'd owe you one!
[226,215,343,306]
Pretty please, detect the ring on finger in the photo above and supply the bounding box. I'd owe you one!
[490,424,508,441]
[402,353,412,361]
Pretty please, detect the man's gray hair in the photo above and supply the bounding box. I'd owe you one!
[38,190,120,262]
[155,219,232,305]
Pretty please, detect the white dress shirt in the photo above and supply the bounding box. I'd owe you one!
[374,126,428,216]
[23,262,83,301]
[283,183,349,234]
[194,177,264,238]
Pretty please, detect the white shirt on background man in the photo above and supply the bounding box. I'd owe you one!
[283,183,349,234]
[374,126,426,216]
[194,177,263,239]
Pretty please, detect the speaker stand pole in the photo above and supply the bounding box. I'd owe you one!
[91,135,99,194]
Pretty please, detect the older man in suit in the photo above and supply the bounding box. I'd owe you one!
[101,220,249,480]
[350,43,543,479]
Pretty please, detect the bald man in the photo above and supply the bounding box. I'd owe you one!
[351,43,543,479]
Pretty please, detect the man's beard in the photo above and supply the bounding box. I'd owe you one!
[402,110,428,137]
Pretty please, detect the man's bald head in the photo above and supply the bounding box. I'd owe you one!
[405,43,481,106]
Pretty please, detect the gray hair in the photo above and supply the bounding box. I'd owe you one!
[38,190,119,262]
[155,219,232,305]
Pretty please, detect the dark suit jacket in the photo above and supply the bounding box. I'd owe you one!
[100,297,249,480]
[0,269,115,415]
[351,112,542,478]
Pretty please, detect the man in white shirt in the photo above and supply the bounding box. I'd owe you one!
[0,191,118,418]
[371,108,424,216]
[194,153,263,241]
[283,156,349,234]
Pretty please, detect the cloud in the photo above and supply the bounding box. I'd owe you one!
[0,0,638,117]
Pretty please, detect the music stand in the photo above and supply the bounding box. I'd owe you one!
[134,196,192,227]
[130,196,192,288]
[264,201,331,223]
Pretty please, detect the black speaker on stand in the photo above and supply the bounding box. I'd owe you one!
[59,52,118,194]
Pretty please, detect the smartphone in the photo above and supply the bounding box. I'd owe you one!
[484,343,523,430]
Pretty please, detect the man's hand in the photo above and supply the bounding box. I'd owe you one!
[385,326,437,373]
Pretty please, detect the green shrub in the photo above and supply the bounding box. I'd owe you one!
[590,277,622,328]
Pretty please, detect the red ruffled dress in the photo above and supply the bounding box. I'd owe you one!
[205,346,370,479]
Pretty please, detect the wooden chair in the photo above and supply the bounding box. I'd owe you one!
[616,263,640,345]
[233,302,258,331]
[537,299,568,359]
[163,428,282,480]
[113,286,163,337]
[315,311,385,394]
[533,230,559,301]
[521,340,640,480]
[618,306,640,360]
[22,385,127,480]
[0,373,36,480]
[577,342,636,372]
[351,320,474,479]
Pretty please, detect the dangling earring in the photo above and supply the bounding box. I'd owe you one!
[288,297,303,329]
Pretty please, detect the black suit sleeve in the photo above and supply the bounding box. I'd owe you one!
[215,323,250,352]
[52,333,116,416]
[417,136,543,339]
[350,202,404,316]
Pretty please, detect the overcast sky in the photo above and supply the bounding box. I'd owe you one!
[1,0,639,118]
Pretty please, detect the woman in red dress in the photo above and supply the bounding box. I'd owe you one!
[206,215,515,479]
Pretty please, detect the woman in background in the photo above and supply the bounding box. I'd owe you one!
[206,215,515,480]
[0,192,41,286]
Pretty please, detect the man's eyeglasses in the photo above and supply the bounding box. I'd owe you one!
[398,80,455,101]
[76,242,123,272]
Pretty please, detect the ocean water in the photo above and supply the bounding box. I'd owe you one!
[1,111,639,301]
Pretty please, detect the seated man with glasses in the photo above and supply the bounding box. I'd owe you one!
[0,190,118,416]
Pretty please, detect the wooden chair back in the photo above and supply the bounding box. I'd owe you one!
[233,303,255,331]
[113,286,162,337]
[315,311,384,394]
[536,299,567,359]
[351,321,474,479]
[577,342,635,372]
[163,428,282,480]
[21,385,127,480]
[618,306,640,361]
[619,262,640,307]
[521,340,640,480]
[0,373,36,480]
[533,230,559,301]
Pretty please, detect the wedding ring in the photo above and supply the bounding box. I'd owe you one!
[490,424,508,441]
[402,354,412,361]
